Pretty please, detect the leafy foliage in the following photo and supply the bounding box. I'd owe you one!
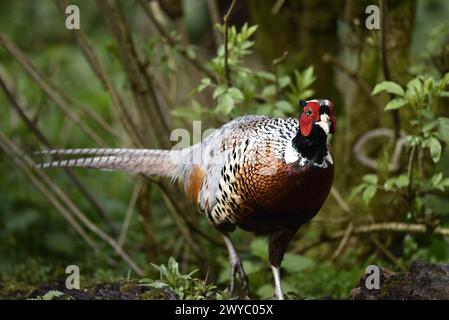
[140,257,230,300]
[352,73,449,221]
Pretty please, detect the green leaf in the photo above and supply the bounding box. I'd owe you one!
[372,81,405,96]
[227,87,244,102]
[261,85,276,98]
[256,104,273,115]
[256,71,276,81]
[429,137,442,163]
[213,85,227,99]
[385,98,407,110]
[250,238,267,260]
[274,100,294,113]
[362,185,377,205]
[349,184,366,200]
[437,117,449,144]
[256,284,274,299]
[430,173,443,188]
[282,253,315,273]
[395,175,410,188]
[278,76,291,88]
[216,93,234,115]
[301,66,315,88]
[362,174,378,185]
[198,78,211,92]
[384,178,396,191]
[422,120,439,133]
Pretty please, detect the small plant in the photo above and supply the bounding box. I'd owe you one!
[28,290,65,300]
[140,257,229,300]
[352,73,449,224]
[175,23,316,121]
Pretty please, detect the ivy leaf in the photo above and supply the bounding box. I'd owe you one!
[372,81,405,96]
[429,137,442,163]
[385,98,407,111]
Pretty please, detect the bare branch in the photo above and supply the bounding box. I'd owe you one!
[380,0,401,140]
[294,221,449,254]
[97,0,171,148]
[223,0,236,87]
[323,54,381,109]
[138,0,216,81]
[57,0,146,147]
[0,133,99,252]
[0,33,108,147]
[0,132,144,276]
[0,67,119,236]
[118,178,143,247]
[206,0,223,48]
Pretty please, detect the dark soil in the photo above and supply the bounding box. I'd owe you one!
[2,260,449,300]
[350,260,449,299]
[0,279,179,300]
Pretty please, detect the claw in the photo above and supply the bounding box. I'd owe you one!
[229,258,250,298]
[222,233,251,298]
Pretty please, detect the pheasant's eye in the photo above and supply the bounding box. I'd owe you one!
[305,109,312,117]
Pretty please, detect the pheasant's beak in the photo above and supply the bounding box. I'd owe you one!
[315,113,331,135]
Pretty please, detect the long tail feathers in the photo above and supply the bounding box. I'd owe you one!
[35,148,177,177]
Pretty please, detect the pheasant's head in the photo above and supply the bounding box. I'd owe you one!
[298,99,336,137]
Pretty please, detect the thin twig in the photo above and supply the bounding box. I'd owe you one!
[0,66,119,236]
[0,33,107,147]
[323,54,381,109]
[369,235,405,270]
[118,178,143,247]
[206,0,223,48]
[147,176,223,247]
[223,0,236,87]
[330,222,354,261]
[353,128,405,172]
[380,0,401,141]
[98,0,170,148]
[272,51,289,98]
[271,0,286,14]
[57,0,144,147]
[138,0,216,80]
[0,133,99,252]
[407,144,417,212]
[0,132,144,276]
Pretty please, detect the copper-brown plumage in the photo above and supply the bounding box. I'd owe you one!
[36,99,336,300]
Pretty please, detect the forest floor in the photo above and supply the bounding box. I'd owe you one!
[1,260,448,300]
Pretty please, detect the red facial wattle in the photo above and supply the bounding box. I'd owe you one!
[299,101,320,137]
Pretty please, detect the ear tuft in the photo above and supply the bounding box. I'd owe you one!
[299,100,307,108]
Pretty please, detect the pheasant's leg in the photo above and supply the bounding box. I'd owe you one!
[270,265,285,300]
[222,233,250,296]
[268,228,296,300]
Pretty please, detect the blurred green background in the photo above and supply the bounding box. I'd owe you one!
[1,0,449,299]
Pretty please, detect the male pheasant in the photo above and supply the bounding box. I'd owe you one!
[37,99,336,299]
